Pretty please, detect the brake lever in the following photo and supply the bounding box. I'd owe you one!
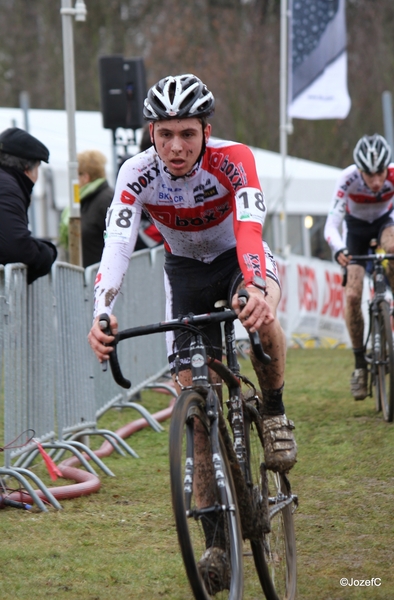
[98,314,110,372]
[237,289,271,365]
[97,313,131,389]
[342,266,347,287]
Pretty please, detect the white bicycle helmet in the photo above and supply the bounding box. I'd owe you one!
[353,133,392,174]
[143,74,215,121]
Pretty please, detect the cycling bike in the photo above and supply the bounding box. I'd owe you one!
[99,289,297,600]
[343,247,394,422]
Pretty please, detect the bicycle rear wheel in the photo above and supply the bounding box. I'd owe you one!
[373,301,394,422]
[244,401,297,600]
[169,389,244,600]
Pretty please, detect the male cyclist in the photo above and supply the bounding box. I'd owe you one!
[88,73,297,589]
[324,133,394,400]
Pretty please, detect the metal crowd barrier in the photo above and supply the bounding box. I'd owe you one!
[86,247,167,428]
[0,246,170,508]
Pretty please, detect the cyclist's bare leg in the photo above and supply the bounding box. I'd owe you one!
[250,277,286,393]
[380,225,394,290]
[344,264,365,349]
[243,277,297,471]
[345,263,369,399]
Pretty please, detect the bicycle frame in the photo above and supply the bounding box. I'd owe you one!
[343,252,394,404]
[364,259,390,366]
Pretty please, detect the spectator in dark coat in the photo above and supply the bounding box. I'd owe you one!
[0,127,57,284]
[59,149,113,268]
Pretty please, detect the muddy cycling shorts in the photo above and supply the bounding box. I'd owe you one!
[164,244,280,373]
[346,211,394,266]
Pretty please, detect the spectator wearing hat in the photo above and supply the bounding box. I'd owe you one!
[59,149,114,268]
[0,127,57,284]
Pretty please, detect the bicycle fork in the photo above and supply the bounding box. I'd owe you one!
[183,334,235,519]
[183,389,235,523]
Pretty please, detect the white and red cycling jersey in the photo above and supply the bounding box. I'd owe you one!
[94,138,268,317]
[324,163,394,255]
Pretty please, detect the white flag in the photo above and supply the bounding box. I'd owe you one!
[288,0,351,120]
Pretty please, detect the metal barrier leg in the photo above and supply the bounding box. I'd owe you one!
[94,430,139,458]
[67,430,128,458]
[11,467,63,510]
[0,468,48,512]
[114,401,165,433]
[12,448,40,470]
[80,432,127,456]
[62,441,115,477]
[41,443,98,475]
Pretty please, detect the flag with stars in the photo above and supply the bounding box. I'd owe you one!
[288,0,351,119]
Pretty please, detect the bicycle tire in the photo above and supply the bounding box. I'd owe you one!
[169,389,244,600]
[373,301,394,422]
[244,401,297,600]
[371,308,382,413]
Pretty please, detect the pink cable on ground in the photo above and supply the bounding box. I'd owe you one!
[7,395,176,506]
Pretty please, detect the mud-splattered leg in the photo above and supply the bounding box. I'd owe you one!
[344,264,365,350]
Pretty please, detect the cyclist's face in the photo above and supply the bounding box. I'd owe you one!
[361,169,387,193]
[150,119,211,177]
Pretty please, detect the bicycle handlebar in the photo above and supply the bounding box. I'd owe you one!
[341,253,394,287]
[98,289,271,389]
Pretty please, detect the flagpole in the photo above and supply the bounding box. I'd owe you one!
[279,0,288,256]
[279,0,290,257]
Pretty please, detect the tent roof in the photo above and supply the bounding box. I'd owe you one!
[249,145,341,216]
[0,107,341,214]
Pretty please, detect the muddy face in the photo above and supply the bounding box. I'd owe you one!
[150,119,211,177]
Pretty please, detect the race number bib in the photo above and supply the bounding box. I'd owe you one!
[235,187,266,225]
[105,205,137,242]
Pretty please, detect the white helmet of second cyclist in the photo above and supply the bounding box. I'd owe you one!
[143,74,215,121]
[353,133,392,174]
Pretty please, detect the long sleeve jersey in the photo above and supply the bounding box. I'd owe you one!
[324,163,394,255]
[94,138,267,317]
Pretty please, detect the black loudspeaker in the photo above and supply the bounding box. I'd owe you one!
[99,55,147,130]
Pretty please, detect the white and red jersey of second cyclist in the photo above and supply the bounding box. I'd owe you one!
[324,163,394,255]
[93,138,267,318]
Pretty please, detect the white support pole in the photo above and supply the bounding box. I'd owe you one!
[279,0,289,257]
[60,0,86,266]
[382,91,394,152]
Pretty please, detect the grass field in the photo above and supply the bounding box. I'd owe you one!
[1,348,394,599]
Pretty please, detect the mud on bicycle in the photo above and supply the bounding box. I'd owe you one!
[343,246,394,422]
[99,289,298,600]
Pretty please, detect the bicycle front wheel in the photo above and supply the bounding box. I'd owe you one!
[373,300,394,422]
[169,390,244,600]
[244,403,297,600]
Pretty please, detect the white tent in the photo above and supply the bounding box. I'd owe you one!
[0,107,341,239]
[250,145,341,216]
